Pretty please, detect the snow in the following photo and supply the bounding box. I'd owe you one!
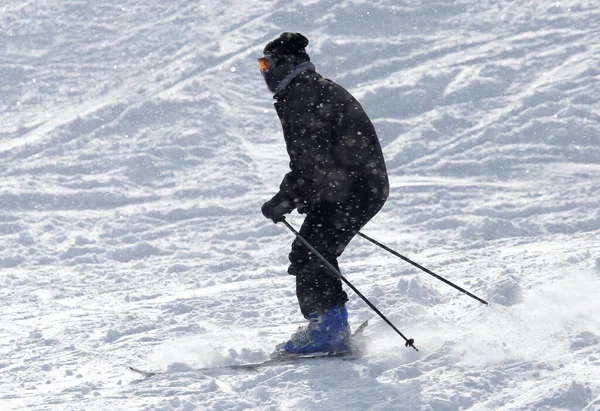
[1,0,599,410]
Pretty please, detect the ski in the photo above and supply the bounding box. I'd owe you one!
[128,350,359,377]
[128,321,369,377]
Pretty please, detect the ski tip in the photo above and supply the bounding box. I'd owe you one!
[128,365,160,377]
[352,320,369,336]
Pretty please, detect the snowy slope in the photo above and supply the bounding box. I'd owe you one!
[1,0,599,410]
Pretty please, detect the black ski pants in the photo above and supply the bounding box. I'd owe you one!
[288,191,386,317]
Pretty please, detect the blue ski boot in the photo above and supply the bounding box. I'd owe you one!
[281,305,351,355]
[340,304,352,339]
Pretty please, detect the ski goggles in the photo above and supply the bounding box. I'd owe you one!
[258,56,276,74]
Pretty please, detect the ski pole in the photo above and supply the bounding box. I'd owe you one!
[281,218,418,352]
[357,232,489,305]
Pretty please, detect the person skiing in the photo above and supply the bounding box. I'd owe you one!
[258,32,389,355]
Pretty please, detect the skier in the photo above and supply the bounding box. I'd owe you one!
[258,32,389,355]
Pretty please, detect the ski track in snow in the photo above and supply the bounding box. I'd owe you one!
[1,1,599,410]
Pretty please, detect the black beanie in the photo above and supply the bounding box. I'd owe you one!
[263,32,310,61]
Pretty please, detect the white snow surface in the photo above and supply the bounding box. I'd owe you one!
[1,1,600,410]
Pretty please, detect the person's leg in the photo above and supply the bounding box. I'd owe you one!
[288,197,385,317]
[288,202,346,317]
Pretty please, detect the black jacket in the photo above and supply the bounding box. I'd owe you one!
[273,69,389,208]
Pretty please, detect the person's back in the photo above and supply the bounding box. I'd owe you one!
[274,70,389,206]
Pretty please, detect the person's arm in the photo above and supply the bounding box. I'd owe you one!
[278,87,335,207]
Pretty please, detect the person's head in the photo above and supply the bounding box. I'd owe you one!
[259,32,310,93]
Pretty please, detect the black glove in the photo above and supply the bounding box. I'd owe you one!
[297,202,310,215]
[261,192,295,223]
